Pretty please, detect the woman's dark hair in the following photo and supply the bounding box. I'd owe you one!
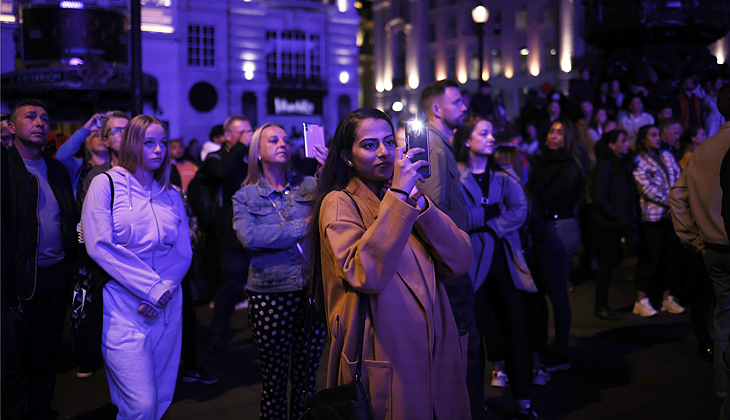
[549,117,588,176]
[589,107,606,131]
[595,129,627,161]
[452,114,505,174]
[635,124,657,155]
[680,126,702,147]
[307,108,394,314]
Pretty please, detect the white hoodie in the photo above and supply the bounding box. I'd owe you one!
[81,166,192,307]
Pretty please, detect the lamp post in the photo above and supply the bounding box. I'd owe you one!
[471,2,489,82]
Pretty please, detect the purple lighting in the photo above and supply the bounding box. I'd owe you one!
[59,1,84,9]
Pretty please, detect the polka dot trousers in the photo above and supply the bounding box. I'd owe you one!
[248,291,326,420]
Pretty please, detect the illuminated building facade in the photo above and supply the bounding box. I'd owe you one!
[371,0,585,117]
[372,0,730,119]
[0,0,359,141]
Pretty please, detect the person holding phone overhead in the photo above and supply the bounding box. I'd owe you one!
[232,123,326,420]
[310,108,473,420]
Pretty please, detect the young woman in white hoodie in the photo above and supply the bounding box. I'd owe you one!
[81,115,192,420]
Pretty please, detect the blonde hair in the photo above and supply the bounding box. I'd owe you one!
[84,131,104,162]
[118,115,171,188]
[243,123,286,187]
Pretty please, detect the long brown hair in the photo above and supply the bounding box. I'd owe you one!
[118,115,171,188]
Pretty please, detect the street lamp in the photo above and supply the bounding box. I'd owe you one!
[471,2,489,82]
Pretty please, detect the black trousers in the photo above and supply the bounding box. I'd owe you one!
[634,220,683,295]
[594,225,624,308]
[473,240,531,400]
[2,259,71,420]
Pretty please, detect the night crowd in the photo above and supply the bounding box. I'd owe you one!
[2,65,730,420]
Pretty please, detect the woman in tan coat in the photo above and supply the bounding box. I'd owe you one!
[310,108,474,420]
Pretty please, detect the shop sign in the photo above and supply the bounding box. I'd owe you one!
[267,88,324,116]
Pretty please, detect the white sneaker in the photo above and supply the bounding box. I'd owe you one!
[532,367,551,386]
[661,295,686,314]
[633,298,658,317]
[490,370,508,388]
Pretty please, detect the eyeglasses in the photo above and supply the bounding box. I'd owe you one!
[106,127,124,137]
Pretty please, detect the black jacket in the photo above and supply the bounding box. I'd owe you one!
[202,142,249,250]
[1,146,79,305]
[590,149,639,231]
[527,148,585,219]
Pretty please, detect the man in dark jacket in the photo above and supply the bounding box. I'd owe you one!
[204,115,254,353]
[1,99,79,420]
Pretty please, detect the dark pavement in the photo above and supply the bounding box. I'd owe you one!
[53,256,721,420]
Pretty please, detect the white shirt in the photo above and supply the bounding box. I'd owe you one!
[200,140,222,161]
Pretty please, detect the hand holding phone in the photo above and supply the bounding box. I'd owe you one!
[303,123,325,159]
[405,120,431,179]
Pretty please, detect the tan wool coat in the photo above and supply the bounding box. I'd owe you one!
[318,177,474,420]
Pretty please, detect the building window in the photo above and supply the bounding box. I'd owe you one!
[491,48,502,77]
[447,54,456,80]
[545,42,558,71]
[429,0,436,10]
[543,5,555,24]
[428,57,436,83]
[265,30,321,80]
[187,25,215,67]
[447,18,457,39]
[470,53,480,80]
[519,46,528,74]
[515,7,527,30]
[493,9,502,36]
[429,24,436,42]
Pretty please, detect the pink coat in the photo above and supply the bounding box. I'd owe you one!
[318,178,474,420]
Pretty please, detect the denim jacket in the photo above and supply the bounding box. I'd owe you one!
[232,173,315,293]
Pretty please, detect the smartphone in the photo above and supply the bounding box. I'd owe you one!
[303,123,325,159]
[406,120,431,178]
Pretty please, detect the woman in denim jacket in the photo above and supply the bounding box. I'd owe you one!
[232,123,325,420]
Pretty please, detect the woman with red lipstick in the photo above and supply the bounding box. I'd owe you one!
[310,108,473,420]
[231,123,325,420]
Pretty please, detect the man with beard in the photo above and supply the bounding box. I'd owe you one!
[418,80,486,419]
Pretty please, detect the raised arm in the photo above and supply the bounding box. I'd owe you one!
[412,197,474,280]
[321,190,419,294]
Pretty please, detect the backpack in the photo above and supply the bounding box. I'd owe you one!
[186,169,216,232]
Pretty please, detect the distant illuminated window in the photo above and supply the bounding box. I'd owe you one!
[470,53,479,80]
[188,25,215,67]
[519,46,528,74]
[491,49,502,77]
[545,42,558,71]
[515,7,527,30]
[543,5,555,24]
[266,31,321,80]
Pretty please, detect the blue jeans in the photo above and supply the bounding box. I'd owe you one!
[536,218,581,352]
[704,248,730,397]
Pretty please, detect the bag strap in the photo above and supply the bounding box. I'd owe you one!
[341,189,368,379]
[102,172,114,210]
[303,188,369,398]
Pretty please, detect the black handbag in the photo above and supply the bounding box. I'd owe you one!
[70,172,114,355]
[303,294,373,420]
[301,189,374,420]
